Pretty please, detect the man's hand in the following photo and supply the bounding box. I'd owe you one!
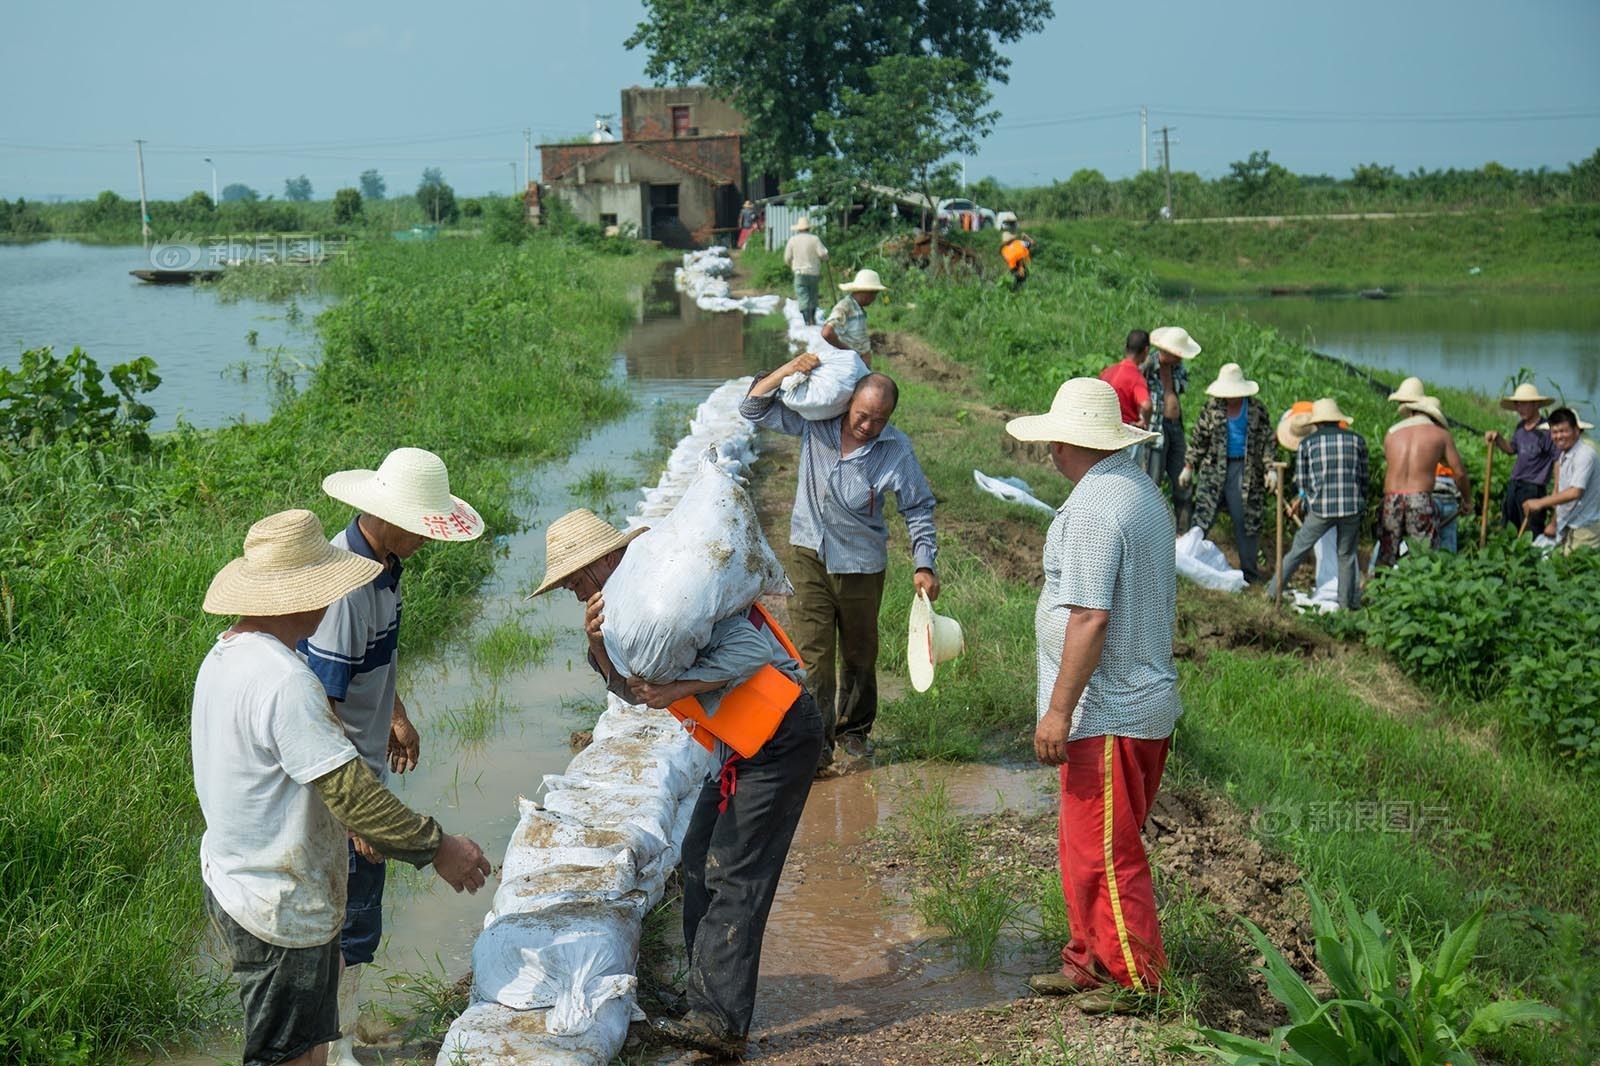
[1263,468,1279,494]
[1288,496,1306,520]
[1178,465,1193,490]
[1034,710,1072,767]
[1545,522,1557,538]
[627,678,697,709]
[1524,496,1549,515]
[432,834,492,894]
[388,704,420,775]
[789,351,821,376]
[350,833,384,865]
[914,568,940,603]
[584,592,606,649]
[1485,430,1500,445]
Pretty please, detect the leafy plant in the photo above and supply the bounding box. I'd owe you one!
[0,346,160,452]
[1185,883,1562,1065]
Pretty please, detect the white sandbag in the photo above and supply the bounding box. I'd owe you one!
[562,730,702,800]
[601,458,790,682]
[541,784,676,851]
[498,804,660,883]
[473,899,640,1031]
[1175,527,1246,593]
[973,469,1056,515]
[488,861,644,924]
[779,346,870,420]
[439,989,633,1065]
[1291,528,1342,613]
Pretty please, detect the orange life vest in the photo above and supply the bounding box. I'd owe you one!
[668,603,803,759]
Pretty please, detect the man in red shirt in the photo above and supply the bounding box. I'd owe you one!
[1100,330,1153,429]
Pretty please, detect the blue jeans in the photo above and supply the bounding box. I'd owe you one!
[1434,493,1460,553]
[342,841,386,965]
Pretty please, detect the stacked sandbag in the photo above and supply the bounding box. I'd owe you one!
[634,379,760,523]
[673,247,780,315]
[1175,527,1247,593]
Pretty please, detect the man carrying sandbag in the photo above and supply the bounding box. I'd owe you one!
[531,509,823,1060]
[742,360,940,771]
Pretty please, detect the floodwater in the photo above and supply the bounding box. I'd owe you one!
[0,239,320,429]
[1207,290,1600,417]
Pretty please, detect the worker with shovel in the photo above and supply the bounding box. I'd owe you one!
[1487,382,1556,532]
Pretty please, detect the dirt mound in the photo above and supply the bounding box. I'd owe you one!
[1176,590,1335,661]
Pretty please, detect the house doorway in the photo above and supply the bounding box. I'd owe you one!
[648,184,687,246]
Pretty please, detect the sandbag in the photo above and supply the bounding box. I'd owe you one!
[779,346,870,420]
[1175,527,1246,593]
[973,469,1056,515]
[472,899,640,1032]
[601,458,790,682]
[540,784,676,851]
[498,804,660,883]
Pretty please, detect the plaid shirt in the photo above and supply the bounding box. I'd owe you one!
[1142,357,1188,421]
[1295,424,1369,518]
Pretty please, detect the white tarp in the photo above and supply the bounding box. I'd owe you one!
[973,469,1056,515]
[1290,528,1341,613]
[1175,527,1247,593]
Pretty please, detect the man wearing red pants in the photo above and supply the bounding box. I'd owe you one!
[1007,377,1183,1011]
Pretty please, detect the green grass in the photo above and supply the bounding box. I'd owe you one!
[566,467,632,506]
[469,616,553,683]
[0,234,665,1061]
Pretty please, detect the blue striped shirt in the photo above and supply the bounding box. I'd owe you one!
[740,391,938,575]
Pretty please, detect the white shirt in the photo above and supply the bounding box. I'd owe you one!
[1557,438,1600,536]
[1035,450,1183,741]
[193,631,359,947]
[783,232,828,276]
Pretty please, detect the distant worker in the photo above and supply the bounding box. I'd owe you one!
[736,200,762,250]
[1180,363,1273,584]
[1000,229,1032,291]
[821,269,887,361]
[1267,399,1368,609]
[783,216,829,325]
[1487,383,1556,531]
[1100,330,1154,433]
[193,511,489,1066]
[1378,395,1469,565]
[1523,407,1600,553]
[1144,325,1202,528]
[1386,377,1462,551]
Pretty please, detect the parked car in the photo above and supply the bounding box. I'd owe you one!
[935,197,996,231]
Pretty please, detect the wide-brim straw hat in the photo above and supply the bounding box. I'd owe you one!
[1501,382,1554,410]
[839,268,887,293]
[1006,377,1159,450]
[527,509,649,598]
[1149,325,1201,360]
[791,216,811,231]
[1387,376,1428,404]
[1400,396,1447,427]
[1277,401,1315,450]
[1205,362,1259,398]
[908,589,964,693]
[323,447,483,543]
[1307,397,1355,426]
[204,509,383,616]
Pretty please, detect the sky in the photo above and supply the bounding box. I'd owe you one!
[2,0,1597,203]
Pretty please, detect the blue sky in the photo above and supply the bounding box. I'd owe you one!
[2,0,1597,201]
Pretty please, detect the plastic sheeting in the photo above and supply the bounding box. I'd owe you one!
[1175,527,1247,593]
[1289,528,1341,613]
[973,469,1056,515]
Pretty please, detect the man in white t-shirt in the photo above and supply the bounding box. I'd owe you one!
[1524,407,1600,553]
[194,509,490,1066]
[1007,379,1181,1013]
[298,448,483,1062]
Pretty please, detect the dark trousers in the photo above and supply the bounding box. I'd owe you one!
[787,546,885,761]
[1213,457,1260,584]
[1144,417,1190,528]
[680,693,823,1038]
[1501,478,1546,531]
[1268,511,1363,610]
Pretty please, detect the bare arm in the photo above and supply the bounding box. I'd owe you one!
[1034,608,1109,767]
[1443,435,1471,508]
[747,352,821,398]
[820,323,847,351]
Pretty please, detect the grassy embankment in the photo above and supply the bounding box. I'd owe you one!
[742,233,1596,1059]
[0,235,663,1062]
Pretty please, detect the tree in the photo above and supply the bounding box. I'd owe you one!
[416,168,458,224]
[1222,150,1298,213]
[811,55,996,230]
[1350,162,1398,193]
[626,0,1052,176]
[284,175,313,202]
[221,183,259,203]
[359,168,386,201]
[332,187,363,225]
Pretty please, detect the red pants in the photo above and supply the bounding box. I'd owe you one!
[1056,734,1170,991]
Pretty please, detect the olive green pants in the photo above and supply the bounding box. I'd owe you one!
[787,546,885,765]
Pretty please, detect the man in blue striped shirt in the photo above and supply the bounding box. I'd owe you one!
[742,356,939,771]
[1267,399,1369,610]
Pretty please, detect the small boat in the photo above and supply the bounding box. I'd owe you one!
[1359,287,1389,300]
[130,268,224,285]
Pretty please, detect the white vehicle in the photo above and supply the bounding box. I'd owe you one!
[935,197,996,231]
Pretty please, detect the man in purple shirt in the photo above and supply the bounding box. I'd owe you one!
[1487,383,1556,530]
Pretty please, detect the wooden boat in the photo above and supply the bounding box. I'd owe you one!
[130,268,225,284]
[1359,287,1389,300]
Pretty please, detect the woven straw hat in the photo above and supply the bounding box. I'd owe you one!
[204,509,383,616]
[528,509,649,598]
[1307,397,1355,426]
[1277,401,1315,450]
[908,589,964,693]
[1205,363,1259,399]
[1501,382,1554,410]
[839,268,887,293]
[1387,376,1429,404]
[323,448,483,542]
[791,216,811,231]
[1007,377,1160,450]
[1149,325,1201,360]
[1400,397,1447,427]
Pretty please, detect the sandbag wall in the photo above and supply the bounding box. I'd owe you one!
[675,246,781,315]
[436,379,761,1064]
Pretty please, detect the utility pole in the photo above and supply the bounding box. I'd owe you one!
[1159,125,1175,219]
[135,139,151,248]
[523,128,531,190]
[205,157,217,204]
[1141,106,1148,172]
[509,161,517,195]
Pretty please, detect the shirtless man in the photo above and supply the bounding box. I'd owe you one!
[1377,397,1469,566]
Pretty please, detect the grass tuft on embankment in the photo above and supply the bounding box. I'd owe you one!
[0,235,662,1061]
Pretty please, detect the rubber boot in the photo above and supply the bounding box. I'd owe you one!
[333,963,363,1066]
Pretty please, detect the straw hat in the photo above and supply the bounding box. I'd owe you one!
[204,509,384,617]
[1006,378,1160,450]
[323,448,483,542]
[908,589,964,693]
[1205,363,1259,399]
[1000,230,1017,245]
[1277,401,1314,450]
[1500,382,1554,410]
[1306,397,1354,426]
[1149,325,1201,360]
[791,216,811,231]
[1387,376,1428,404]
[1400,396,1447,427]
[839,268,887,293]
[527,509,649,598]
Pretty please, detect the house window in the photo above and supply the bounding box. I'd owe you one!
[600,213,618,228]
[671,106,691,137]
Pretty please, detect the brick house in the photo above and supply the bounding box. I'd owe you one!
[539,86,765,247]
